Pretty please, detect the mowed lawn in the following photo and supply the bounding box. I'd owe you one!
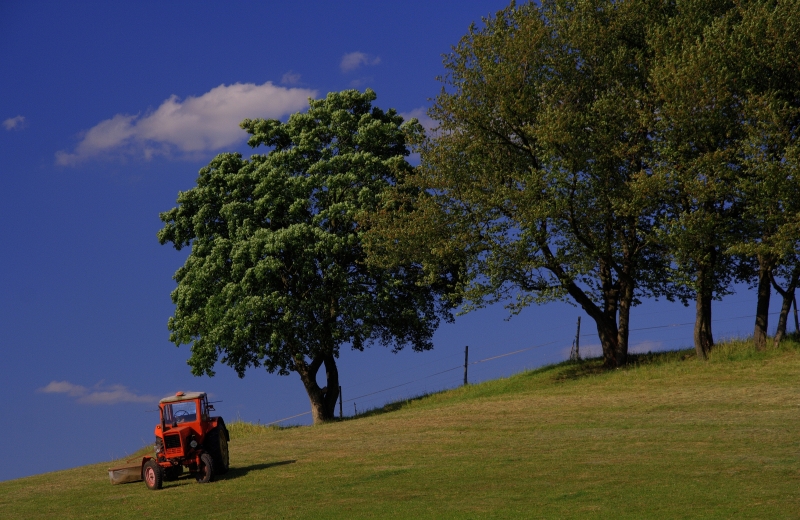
[2,340,799,519]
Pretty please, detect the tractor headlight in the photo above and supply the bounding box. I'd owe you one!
[190,440,198,448]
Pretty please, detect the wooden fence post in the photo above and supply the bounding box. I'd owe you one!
[570,316,581,361]
[464,345,469,386]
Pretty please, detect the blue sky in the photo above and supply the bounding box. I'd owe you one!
[0,1,783,482]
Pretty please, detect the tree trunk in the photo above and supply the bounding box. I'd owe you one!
[296,352,340,424]
[597,317,621,367]
[795,294,799,334]
[564,279,621,367]
[616,276,634,365]
[694,266,714,359]
[753,255,774,351]
[599,260,622,367]
[773,289,793,345]
[770,267,799,346]
[321,354,340,415]
[545,239,623,368]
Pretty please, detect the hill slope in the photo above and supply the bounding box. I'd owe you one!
[2,340,799,519]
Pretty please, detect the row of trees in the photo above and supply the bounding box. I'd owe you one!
[366,0,800,365]
[159,0,800,422]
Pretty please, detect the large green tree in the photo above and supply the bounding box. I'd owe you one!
[367,0,676,368]
[734,89,800,349]
[649,0,741,359]
[729,0,800,350]
[158,89,454,423]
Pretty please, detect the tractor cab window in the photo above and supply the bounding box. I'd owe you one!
[163,401,197,424]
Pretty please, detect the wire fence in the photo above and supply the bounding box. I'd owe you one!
[263,308,790,426]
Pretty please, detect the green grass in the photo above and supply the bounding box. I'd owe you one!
[3,338,800,519]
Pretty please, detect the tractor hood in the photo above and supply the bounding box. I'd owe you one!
[160,425,200,458]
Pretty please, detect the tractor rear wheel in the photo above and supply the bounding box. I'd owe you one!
[143,460,163,490]
[206,427,229,475]
[195,453,214,484]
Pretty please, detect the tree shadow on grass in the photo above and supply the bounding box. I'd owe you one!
[551,348,697,382]
[154,461,297,487]
[343,354,677,419]
[218,460,296,481]
[549,359,607,381]
[334,345,731,421]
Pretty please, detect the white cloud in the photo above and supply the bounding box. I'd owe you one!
[39,380,87,397]
[400,107,437,132]
[3,115,26,130]
[340,51,381,73]
[38,380,157,405]
[281,71,301,85]
[56,81,317,165]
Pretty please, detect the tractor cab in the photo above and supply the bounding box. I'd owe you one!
[159,391,208,432]
[156,392,210,460]
[162,398,198,426]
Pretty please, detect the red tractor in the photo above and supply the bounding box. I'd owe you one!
[109,391,229,490]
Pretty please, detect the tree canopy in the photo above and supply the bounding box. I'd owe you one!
[648,0,743,358]
[367,0,676,367]
[652,0,800,355]
[158,89,455,423]
[366,0,800,364]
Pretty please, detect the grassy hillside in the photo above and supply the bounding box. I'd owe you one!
[3,339,799,519]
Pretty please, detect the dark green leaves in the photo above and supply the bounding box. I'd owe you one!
[159,89,450,379]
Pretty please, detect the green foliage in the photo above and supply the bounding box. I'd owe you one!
[649,1,800,352]
[367,0,678,366]
[651,0,798,291]
[728,0,800,271]
[367,0,800,362]
[158,89,453,396]
[646,1,743,355]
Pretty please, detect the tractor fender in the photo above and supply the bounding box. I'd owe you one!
[216,417,229,441]
[210,417,229,440]
[140,456,152,477]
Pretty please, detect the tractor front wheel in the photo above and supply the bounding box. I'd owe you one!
[143,460,163,490]
[195,453,214,484]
